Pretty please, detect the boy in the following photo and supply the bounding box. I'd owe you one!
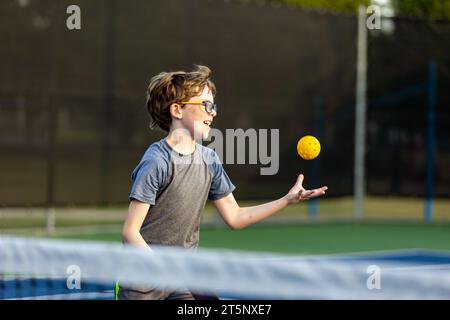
[118,65,328,300]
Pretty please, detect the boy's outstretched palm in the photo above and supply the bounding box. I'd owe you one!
[285,174,328,205]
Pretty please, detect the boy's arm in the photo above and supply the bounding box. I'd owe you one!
[122,199,152,250]
[213,174,327,230]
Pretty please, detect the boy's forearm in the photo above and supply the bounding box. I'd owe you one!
[233,196,289,229]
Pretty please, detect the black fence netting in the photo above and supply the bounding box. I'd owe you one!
[0,0,448,205]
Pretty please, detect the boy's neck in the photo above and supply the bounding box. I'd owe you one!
[165,129,196,155]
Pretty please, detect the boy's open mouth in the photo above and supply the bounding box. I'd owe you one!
[203,120,212,127]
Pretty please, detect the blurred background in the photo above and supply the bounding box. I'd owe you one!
[1,0,449,255]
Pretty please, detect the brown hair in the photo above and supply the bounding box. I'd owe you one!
[146,65,216,132]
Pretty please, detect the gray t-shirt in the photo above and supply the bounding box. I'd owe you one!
[129,139,235,248]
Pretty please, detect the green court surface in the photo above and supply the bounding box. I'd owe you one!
[2,197,449,230]
[53,223,450,255]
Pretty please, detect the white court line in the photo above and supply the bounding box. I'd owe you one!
[380,263,450,272]
[7,291,114,300]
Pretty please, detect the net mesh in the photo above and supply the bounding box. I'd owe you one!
[1,236,450,300]
[2,0,449,207]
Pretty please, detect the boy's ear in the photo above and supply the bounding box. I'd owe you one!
[169,103,183,120]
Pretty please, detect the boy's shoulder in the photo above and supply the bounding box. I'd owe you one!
[135,139,171,171]
[131,139,170,179]
[142,139,171,160]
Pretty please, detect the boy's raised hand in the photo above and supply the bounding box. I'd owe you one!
[285,174,328,205]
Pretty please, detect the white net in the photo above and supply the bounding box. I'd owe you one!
[1,236,450,300]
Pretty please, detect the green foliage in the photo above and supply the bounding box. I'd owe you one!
[252,0,450,19]
[281,0,369,13]
[256,0,370,14]
[391,0,450,20]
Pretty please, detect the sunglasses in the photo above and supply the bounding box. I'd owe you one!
[181,100,217,114]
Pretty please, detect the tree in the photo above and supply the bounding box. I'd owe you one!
[391,0,450,20]
[263,0,450,19]
[261,0,370,14]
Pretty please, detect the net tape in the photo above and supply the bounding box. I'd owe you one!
[1,236,450,299]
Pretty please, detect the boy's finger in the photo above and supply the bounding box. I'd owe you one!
[296,174,304,186]
[309,188,327,198]
[301,190,314,199]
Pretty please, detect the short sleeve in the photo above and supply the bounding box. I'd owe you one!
[208,151,236,201]
[129,159,166,205]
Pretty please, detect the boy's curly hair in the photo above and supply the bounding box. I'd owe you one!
[146,65,216,132]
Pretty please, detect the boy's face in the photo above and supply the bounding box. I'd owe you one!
[180,86,216,140]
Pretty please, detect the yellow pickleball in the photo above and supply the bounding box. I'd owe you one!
[297,135,321,160]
